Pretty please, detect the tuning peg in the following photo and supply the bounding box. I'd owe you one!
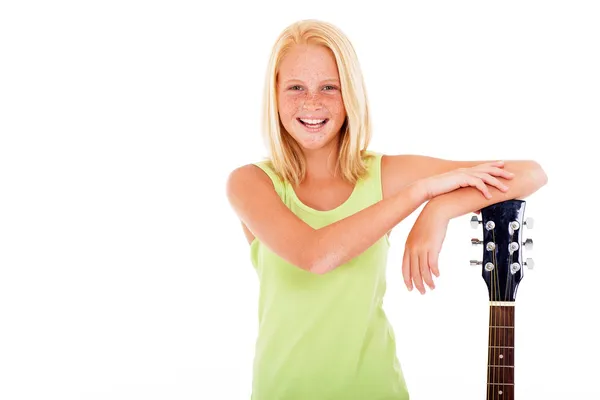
[471,238,483,246]
[470,216,481,229]
[470,260,482,266]
[524,258,534,269]
[524,217,534,229]
[523,238,533,250]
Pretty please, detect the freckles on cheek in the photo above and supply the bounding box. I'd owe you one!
[327,100,345,118]
[279,96,301,116]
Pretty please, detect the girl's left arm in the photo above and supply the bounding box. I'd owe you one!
[401,160,547,294]
[425,160,548,219]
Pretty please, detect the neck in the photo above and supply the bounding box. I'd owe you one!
[302,143,340,182]
[487,302,515,400]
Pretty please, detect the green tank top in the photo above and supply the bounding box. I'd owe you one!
[249,150,410,400]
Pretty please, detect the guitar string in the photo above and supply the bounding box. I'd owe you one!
[500,219,518,398]
[492,228,498,400]
[503,227,513,397]
[487,278,492,400]
[485,221,492,399]
[487,225,495,400]
[508,223,519,397]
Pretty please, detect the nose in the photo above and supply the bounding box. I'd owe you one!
[302,92,323,110]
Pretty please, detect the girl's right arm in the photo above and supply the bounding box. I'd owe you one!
[226,164,427,274]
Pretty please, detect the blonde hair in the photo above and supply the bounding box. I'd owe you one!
[260,19,373,187]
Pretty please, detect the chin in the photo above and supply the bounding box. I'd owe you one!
[295,131,338,150]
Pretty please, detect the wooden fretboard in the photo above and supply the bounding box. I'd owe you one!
[487,303,515,400]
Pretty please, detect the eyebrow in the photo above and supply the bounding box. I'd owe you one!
[281,78,340,84]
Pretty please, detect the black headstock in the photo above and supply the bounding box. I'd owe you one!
[470,200,534,302]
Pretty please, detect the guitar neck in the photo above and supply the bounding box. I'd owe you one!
[487,302,515,400]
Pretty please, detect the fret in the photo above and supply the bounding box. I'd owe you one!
[488,346,514,366]
[487,366,514,383]
[488,326,515,346]
[489,306,515,326]
[487,304,516,399]
[487,383,514,400]
[488,305,515,355]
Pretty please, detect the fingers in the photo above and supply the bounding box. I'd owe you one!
[463,168,513,198]
[429,251,440,278]
[411,253,426,294]
[404,249,439,294]
[402,249,413,291]
[476,161,515,180]
[482,160,506,169]
[472,172,509,193]
[420,252,435,291]
[464,175,493,198]
[480,167,515,181]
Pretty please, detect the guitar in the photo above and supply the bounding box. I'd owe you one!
[470,199,534,400]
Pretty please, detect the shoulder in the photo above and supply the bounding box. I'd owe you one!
[227,160,288,202]
[226,163,274,192]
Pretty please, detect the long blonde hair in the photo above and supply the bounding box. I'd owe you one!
[260,19,373,187]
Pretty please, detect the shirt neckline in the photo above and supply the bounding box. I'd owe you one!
[287,178,362,214]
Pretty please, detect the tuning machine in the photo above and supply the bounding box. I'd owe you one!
[524,217,534,229]
[520,216,534,269]
[470,215,484,266]
[524,258,534,269]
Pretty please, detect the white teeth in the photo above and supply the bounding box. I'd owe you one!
[299,118,326,124]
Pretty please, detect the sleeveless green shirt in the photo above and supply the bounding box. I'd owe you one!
[249,150,410,400]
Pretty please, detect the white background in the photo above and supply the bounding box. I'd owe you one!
[1,1,598,399]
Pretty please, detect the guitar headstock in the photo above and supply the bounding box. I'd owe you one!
[470,200,534,302]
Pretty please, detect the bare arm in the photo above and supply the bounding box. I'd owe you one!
[400,160,548,294]
[226,164,428,275]
[426,160,548,219]
[311,182,427,274]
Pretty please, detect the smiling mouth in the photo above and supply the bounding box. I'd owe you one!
[297,118,329,127]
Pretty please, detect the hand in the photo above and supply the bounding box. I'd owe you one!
[420,161,514,200]
[402,205,449,294]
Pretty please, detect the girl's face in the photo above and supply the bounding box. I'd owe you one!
[276,44,347,151]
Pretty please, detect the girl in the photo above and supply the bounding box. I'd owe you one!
[226,19,547,400]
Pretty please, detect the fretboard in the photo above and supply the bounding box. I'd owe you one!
[487,303,515,400]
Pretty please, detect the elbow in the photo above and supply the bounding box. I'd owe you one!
[529,160,548,189]
[511,160,548,199]
[304,251,335,275]
[299,233,335,275]
[305,256,329,275]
